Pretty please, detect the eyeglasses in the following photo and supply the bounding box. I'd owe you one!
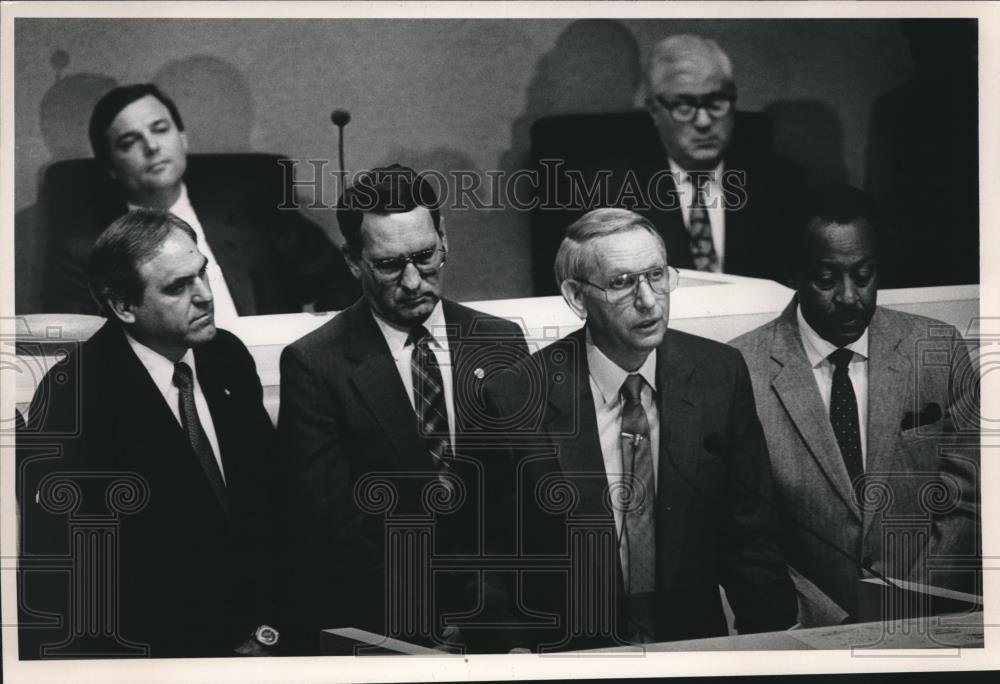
[364,246,447,282]
[652,93,735,124]
[576,265,680,304]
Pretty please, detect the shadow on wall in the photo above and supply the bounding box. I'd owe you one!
[764,99,847,186]
[496,19,643,298]
[153,55,255,153]
[865,19,978,287]
[372,147,513,302]
[16,56,117,314]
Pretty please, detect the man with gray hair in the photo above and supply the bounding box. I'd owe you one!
[638,34,799,280]
[483,208,795,650]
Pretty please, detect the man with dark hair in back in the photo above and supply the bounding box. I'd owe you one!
[42,82,358,316]
[20,210,281,658]
[278,164,528,653]
[730,185,980,627]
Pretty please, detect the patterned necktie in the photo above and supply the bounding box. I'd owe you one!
[619,373,656,642]
[172,361,230,519]
[828,348,863,484]
[409,325,452,480]
[688,172,719,272]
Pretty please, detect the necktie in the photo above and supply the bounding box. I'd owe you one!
[172,362,230,519]
[828,348,863,484]
[688,172,719,272]
[409,325,452,481]
[619,373,656,642]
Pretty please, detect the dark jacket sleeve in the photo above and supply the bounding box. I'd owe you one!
[719,348,798,633]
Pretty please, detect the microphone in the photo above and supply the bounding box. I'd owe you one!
[330,108,351,193]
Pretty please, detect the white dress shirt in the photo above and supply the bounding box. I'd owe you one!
[586,331,660,547]
[125,333,226,483]
[796,305,871,467]
[129,183,240,324]
[669,158,726,271]
[372,301,457,445]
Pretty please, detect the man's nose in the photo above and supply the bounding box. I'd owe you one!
[835,277,860,306]
[142,134,160,156]
[193,273,214,304]
[693,106,714,128]
[399,261,423,290]
[634,277,658,310]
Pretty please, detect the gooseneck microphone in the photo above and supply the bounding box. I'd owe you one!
[330,108,351,193]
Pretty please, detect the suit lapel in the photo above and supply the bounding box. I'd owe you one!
[654,331,700,588]
[345,304,428,468]
[769,303,861,519]
[547,331,610,519]
[104,325,190,458]
[862,308,910,539]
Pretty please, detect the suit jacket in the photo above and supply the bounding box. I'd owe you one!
[730,301,981,626]
[278,298,528,653]
[40,158,359,315]
[18,322,279,658]
[482,327,796,651]
[530,112,803,295]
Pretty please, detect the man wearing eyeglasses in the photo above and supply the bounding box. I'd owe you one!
[483,208,795,650]
[638,34,798,280]
[277,164,528,653]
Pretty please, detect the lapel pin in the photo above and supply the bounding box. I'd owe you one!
[223,388,231,396]
[474,368,486,380]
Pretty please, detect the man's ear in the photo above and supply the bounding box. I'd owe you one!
[107,296,137,325]
[560,279,588,321]
[179,129,189,155]
[438,216,448,253]
[342,245,364,280]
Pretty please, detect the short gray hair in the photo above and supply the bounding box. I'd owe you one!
[553,208,666,287]
[644,34,734,97]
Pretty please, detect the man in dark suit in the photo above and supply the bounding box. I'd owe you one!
[19,210,281,658]
[730,185,980,627]
[278,165,528,653]
[41,83,358,316]
[532,35,800,295]
[484,208,796,651]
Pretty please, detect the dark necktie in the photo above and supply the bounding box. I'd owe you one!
[828,348,863,484]
[620,373,656,642]
[409,325,452,480]
[172,361,230,519]
[688,172,719,272]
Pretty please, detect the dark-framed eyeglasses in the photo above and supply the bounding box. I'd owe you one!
[652,93,735,124]
[576,265,680,305]
[364,246,447,282]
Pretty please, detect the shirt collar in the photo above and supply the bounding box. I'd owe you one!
[795,303,870,368]
[668,158,725,186]
[124,331,197,394]
[371,300,448,359]
[585,329,658,405]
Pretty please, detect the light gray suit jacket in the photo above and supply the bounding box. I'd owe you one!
[730,300,979,626]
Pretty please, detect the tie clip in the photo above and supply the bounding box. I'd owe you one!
[621,431,645,447]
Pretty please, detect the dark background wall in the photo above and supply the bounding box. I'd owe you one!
[13,18,929,310]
